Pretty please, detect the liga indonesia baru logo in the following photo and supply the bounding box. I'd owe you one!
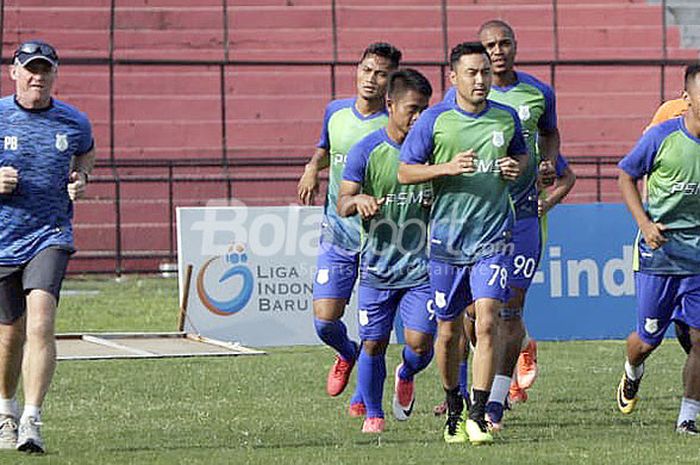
[196,243,254,316]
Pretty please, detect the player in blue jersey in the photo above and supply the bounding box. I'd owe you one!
[616,64,700,435]
[475,20,561,427]
[0,41,94,454]
[337,68,435,433]
[398,42,527,445]
[297,43,401,401]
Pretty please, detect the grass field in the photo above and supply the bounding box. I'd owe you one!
[4,276,700,464]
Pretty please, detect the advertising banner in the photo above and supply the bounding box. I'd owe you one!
[178,204,647,346]
[177,205,358,346]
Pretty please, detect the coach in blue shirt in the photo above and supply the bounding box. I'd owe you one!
[0,40,95,454]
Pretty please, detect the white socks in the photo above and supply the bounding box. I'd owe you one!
[624,359,644,381]
[678,397,700,426]
[0,397,19,418]
[20,405,41,423]
[488,375,512,404]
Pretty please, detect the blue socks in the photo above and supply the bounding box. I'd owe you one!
[398,346,433,380]
[357,351,386,418]
[314,318,357,362]
[459,360,469,401]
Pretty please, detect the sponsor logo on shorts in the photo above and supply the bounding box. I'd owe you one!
[644,318,659,335]
[359,310,369,326]
[316,268,330,285]
[435,291,447,309]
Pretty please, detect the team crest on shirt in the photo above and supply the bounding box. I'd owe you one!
[55,133,68,152]
[492,130,505,148]
[644,318,659,334]
[518,105,531,121]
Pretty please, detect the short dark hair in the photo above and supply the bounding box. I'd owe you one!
[685,63,700,90]
[477,19,516,41]
[361,42,402,69]
[387,68,433,100]
[450,42,489,70]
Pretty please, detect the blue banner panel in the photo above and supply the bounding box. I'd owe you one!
[527,203,638,340]
[393,203,653,342]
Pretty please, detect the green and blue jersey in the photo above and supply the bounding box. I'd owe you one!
[343,128,431,288]
[317,98,388,252]
[0,96,93,265]
[400,98,528,265]
[445,72,557,219]
[619,117,700,274]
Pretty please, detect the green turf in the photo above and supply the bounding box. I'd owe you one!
[4,276,700,464]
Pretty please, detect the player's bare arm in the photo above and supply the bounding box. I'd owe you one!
[618,170,667,249]
[297,147,330,205]
[68,146,95,201]
[539,165,576,217]
[0,166,19,194]
[337,180,383,219]
[398,150,476,185]
[538,127,560,186]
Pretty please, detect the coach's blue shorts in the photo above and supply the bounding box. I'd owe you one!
[357,282,436,341]
[429,254,511,322]
[635,272,700,346]
[312,243,359,301]
[508,216,541,289]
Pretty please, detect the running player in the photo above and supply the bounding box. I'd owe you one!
[616,63,700,435]
[337,68,435,433]
[297,43,401,399]
[0,40,94,453]
[476,21,560,427]
[399,41,527,445]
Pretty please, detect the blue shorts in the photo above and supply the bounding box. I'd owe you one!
[312,243,359,301]
[357,282,436,341]
[508,216,541,289]
[429,255,511,322]
[635,272,700,346]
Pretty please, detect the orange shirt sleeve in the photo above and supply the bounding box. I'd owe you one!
[645,99,688,132]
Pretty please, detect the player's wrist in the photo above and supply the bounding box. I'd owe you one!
[304,162,319,175]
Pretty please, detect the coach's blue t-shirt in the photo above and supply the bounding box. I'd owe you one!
[0,96,93,265]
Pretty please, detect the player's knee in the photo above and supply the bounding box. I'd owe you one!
[475,317,497,341]
[362,338,388,356]
[688,328,700,351]
[0,325,25,350]
[313,300,344,321]
[408,339,433,356]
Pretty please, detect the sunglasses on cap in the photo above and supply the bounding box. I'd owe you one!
[13,42,59,65]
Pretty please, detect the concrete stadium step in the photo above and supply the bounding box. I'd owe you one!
[113,121,221,147]
[227,96,327,120]
[226,68,331,96]
[228,29,333,61]
[114,96,221,120]
[557,93,659,117]
[226,120,321,146]
[230,5,330,30]
[115,7,222,29]
[555,68,662,93]
[558,4,661,27]
[113,31,225,60]
[559,115,648,143]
